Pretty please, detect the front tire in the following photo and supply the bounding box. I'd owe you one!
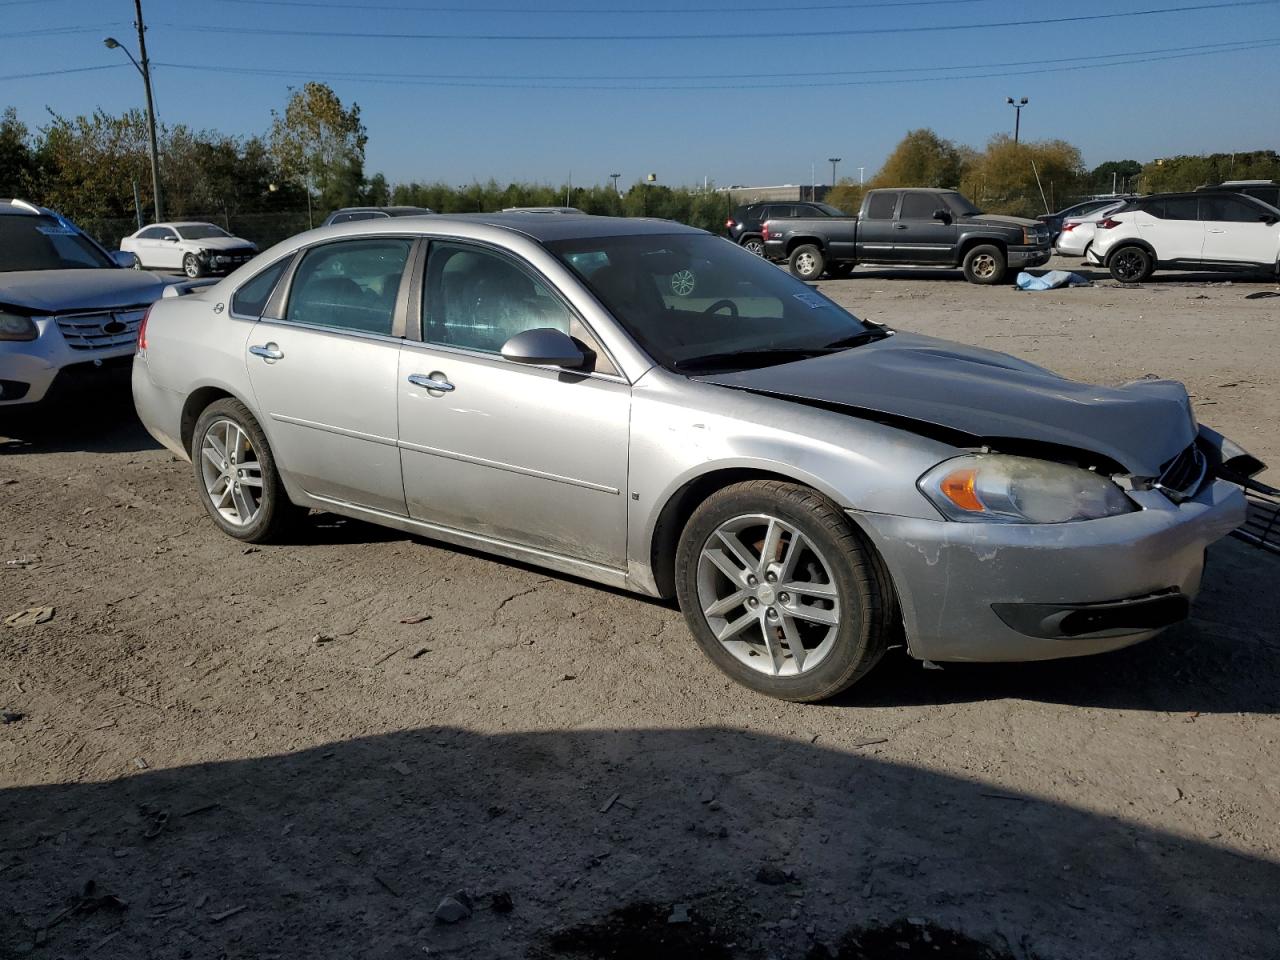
[1108,245,1153,283]
[191,398,303,543]
[183,253,205,279]
[962,244,1007,285]
[675,480,894,702]
[788,244,826,281]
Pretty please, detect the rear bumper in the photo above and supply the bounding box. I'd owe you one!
[853,478,1246,662]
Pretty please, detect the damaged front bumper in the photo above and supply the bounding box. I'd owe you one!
[853,477,1247,663]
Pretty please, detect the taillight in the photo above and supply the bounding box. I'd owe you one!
[1060,222,1077,233]
[725,218,735,229]
[1097,217,1121,230]
[137,305,152,352]
[762,220,772,239]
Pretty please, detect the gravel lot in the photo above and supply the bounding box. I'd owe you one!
[2,258,1278,959]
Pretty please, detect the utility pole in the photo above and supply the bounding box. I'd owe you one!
[133,0,162,221]
[105,1,163,222]
[1006,96,1028,145]
[828,157,841,187]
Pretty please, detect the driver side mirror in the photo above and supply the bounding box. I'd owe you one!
[1260,215,1278,225]
[932,209,953,224]
[112,251,139,269]
[500,327,586,369]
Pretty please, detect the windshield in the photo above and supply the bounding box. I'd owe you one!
[547,233,874,373]
[942,192,982,217]
[176,224,231,240]
[0,214,113,272]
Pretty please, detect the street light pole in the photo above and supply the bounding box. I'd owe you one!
[827,157,841,187]
[609,172,621,196]
[1006,96,1028,145]
[105,1,163,222]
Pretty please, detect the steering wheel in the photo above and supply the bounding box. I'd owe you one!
[703,298,739,317]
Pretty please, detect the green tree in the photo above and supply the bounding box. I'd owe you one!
[961,135,1085,217]
[1090,159,1142,194]
[826,179,864,215]
[0,107,38,199]
[269,82,368,214]
[871,129,966,188]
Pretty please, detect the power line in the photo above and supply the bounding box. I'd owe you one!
[156,0,1279,40]
[0,24,121,39]
[152,37,1280,90]
[162,37,1280,83]
[0,64,127,83]
[207,0,994,13]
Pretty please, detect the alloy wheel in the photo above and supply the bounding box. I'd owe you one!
[1113,250,1144,281]
[198,419,264,526]
[744,238,765,256]
[696,513,841,677]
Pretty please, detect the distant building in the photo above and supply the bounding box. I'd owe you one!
[720,184,831,204]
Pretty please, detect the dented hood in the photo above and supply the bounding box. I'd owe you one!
[696,332,1197,476]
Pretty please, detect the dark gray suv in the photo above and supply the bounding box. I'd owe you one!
[725,201,844,256]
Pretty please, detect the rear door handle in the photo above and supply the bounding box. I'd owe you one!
[1208,229,1227,234]
[249,343,283,360]
[894,223,909,230]
[407,373,455,393]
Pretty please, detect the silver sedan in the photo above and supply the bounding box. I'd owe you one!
[132,214,1259,701]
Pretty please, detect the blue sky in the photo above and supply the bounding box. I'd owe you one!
[2,0,1278,189]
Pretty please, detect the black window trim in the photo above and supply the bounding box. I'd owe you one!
[865,191,901,221]
[228,252,297,321]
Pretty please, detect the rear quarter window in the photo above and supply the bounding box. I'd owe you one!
[231,257,292,318]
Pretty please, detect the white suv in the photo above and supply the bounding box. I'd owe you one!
[1,200,167,407]
[1088,191,1280,283]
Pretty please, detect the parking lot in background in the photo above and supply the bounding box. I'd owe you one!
[2,257,1278,958]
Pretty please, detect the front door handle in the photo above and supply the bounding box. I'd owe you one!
[408,373,455,393]
[1207,229,1227,234]
[249,343,284,360]
[894,223,909,230]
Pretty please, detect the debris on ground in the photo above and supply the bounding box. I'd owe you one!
[667,903,691,924]
[599,792,620,813]
[399,614,432,624]
[1245,290,1280,299]
[210,904,248,923]
[1015,270,1092,291]
[490,891,514,913]
[755,864,791,885]
[2,711,25,724]
[434,891,473,924]
[4,606,55,628]
[4,555,39,568]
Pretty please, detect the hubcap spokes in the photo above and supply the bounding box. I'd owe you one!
[199,419,263,526]
[696,514,841,677]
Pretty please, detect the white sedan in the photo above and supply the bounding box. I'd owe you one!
[121,222,258,278]
[1054,200,1126,259]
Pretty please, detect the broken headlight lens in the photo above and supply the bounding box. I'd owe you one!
[918,454,1136,524]
[0,311,39,342]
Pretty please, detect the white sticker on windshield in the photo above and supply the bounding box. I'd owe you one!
[36,225,79,236]
[792,292,827,310]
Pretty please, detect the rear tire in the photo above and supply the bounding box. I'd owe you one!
[788,244,826,281]
[827,262,855,279]
[962,244,1006,285]
[742,236,765,257]
[675,480,894,702]
[191,398,304,543]
[1108,245,1154,283]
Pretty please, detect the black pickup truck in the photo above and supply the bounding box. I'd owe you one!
[762,187,1052,284]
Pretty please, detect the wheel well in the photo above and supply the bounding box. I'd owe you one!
[1103,239,1156,265]
[958,236,1007,261]
[180,387,234,454]
[785,236,824,257]
[649,468,826,599]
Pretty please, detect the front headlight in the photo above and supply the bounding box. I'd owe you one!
[918,454,1136,524]
[0,311,39,342]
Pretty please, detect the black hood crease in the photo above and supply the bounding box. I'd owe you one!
[695,332,1197,477]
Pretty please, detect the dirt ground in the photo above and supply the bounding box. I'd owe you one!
[2,258,1278,960]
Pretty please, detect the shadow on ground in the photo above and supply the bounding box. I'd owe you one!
[0,381,157,457]
[2,725,1275,959]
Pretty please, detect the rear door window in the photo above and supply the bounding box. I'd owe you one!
[285,238,412,336]
[865,193,898,220]
[1199,196,1263,223]
[1163,198,1199,221]
[898,192,939,220]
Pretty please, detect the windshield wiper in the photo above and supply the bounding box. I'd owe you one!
[675,348,834,373]
[823,327,892,350]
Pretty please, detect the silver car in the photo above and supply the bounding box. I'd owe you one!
[132,214,1260,701]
